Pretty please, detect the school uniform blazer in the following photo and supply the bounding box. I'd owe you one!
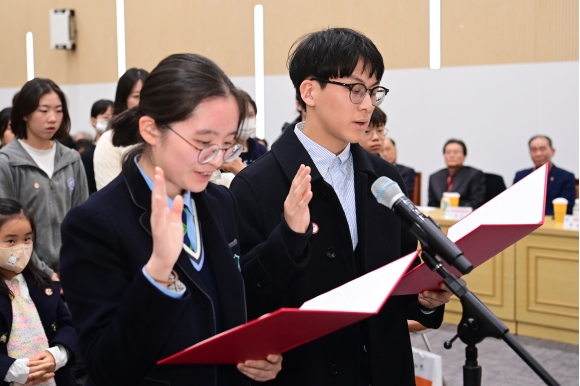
[428,166,486,209]
[230,128,444,386]
[60,160,251,386]
[514,164,576,215]
[0,270,78,386]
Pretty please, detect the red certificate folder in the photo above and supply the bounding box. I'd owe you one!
[158,252,417,365]
[393,164,548,295]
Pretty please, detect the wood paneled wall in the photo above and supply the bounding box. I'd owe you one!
[442,0,579,66]
[0,0,577,88]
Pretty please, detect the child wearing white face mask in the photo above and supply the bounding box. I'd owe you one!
[0,198,78,386]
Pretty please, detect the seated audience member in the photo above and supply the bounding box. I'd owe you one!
[0,107,14,148]
[94,68,148,190]
[514,135,576,215]
[382,137,416,198]
[220,91,267,175]
[428,139,485,208]
[358,107,386,156]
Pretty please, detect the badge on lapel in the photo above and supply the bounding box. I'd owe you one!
[312,222,319,235]
[45,288,53,296]
[0,333,6,343]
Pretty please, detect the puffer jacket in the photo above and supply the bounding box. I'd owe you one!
[0,140,88,274]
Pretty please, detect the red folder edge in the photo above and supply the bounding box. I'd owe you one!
[393,165,549,296]
[158,252,417,365]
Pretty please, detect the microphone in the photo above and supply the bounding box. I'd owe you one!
[371,176,473,275]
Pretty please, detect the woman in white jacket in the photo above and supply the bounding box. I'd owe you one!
[94,68,148,190]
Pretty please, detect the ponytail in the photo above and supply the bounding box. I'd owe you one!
[111,107,144,147]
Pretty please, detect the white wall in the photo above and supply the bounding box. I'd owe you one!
[1,61,577,205]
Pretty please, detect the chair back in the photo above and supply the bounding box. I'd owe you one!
[484,173,506,203]
[410,172,422,206]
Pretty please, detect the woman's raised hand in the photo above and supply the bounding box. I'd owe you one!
[145,167,184,282]
[283,165,313,234]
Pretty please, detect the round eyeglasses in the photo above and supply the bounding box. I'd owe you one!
[167,126,243,164]
[310,78,389,107]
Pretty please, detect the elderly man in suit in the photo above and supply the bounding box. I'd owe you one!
[513,135,576,215]
[428,139,485,209]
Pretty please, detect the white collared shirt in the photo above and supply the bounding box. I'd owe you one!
[294,122,358,250]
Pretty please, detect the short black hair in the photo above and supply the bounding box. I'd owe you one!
[386,137,396,147]
[443,139,467,156]
[75,138,93,152]
[91,99,114,118]
[57,134,76,149]
[113,68,149,115]
[528,135,553,149]
[369,107,387,128]
[11,78,71,140]
[288,28,385,110]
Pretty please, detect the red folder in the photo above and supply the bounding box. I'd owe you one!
[393,164,548,295]
[158,252,417,365]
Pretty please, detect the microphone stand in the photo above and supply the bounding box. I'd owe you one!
[417,242,560,386]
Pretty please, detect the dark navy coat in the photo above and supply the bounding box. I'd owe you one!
[0,270,77,386]
[231,128,444,385]
[60,159,251,385]
[514,164,576,215]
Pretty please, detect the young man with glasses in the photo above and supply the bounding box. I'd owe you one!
[359,106,387,157]
[231,28,451,385]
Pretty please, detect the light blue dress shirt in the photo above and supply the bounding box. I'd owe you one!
[294,122,358,250]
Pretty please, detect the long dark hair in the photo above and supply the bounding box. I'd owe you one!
[113,68,149,115]
[111,53,247,159]
[10,78,71,141]
[0,198,52,299]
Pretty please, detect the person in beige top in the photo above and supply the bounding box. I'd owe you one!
[94,68,148,190]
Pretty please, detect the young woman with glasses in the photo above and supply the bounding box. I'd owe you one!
[59,53,282,385]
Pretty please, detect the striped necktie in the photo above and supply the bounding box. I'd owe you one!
[182,207,197,252]
[446,173,454,192]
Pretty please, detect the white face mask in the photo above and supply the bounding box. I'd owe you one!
[0,244,33,274]
[95,119,109,133]
[238,118,256,141]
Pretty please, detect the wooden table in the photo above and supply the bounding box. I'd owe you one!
[421,208,579,344]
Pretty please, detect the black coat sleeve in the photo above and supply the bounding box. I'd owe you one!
[230,173,312,317]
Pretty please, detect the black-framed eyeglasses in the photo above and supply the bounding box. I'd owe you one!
[167,126,243,164]
[311,78,389,107]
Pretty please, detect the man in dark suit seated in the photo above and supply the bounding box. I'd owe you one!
[513,135,576,215]
[381,137,416,198]
[428,139,485,209]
